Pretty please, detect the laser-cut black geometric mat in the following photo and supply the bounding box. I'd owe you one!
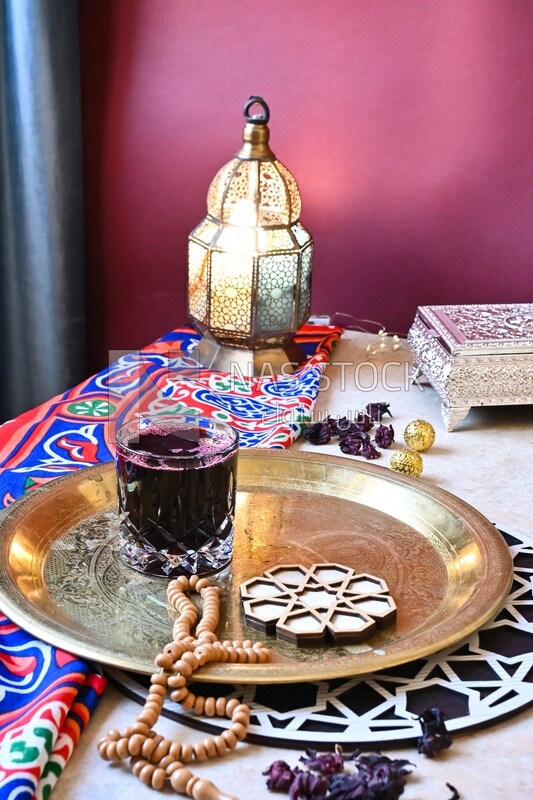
[106,526,533,748]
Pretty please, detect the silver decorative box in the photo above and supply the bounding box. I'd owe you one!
[407,303,533,430]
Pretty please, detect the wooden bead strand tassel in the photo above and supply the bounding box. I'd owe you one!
[98,575,273,800]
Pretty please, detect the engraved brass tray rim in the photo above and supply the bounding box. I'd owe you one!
[0,451,513,683]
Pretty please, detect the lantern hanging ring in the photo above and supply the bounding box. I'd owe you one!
[244,96,270,124]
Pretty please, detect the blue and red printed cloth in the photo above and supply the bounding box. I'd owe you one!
[0,615,106,799]
[0,325,340,503]
[0,324,340,797]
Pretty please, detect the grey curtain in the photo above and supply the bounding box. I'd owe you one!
[0,0,85,422]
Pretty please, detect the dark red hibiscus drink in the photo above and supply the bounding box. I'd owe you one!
[115,415,238,577]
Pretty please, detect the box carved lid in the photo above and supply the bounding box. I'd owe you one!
[417,303,533,356]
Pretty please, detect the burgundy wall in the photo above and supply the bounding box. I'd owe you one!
[79,0,533,372]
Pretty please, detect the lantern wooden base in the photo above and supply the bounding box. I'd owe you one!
[198,334,307,376]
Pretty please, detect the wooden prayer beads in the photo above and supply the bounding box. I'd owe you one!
[98,574,272,799]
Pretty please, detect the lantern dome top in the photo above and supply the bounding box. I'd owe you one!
[206,96,302,227]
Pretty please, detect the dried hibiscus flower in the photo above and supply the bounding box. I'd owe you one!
[339,436,363,456]
[353,753,412,797]
[353,421,375,434]
[326,772,367,799]
[289,771,329,800]
[303,421,331,446]
[327,417,372,438]
[374,424,394,449]
[340,428,371,443]
[299,748,346,776]
[353,414,374,432]
[263,760,301,791]
[365,402,392,422]
[328,416,352,436]
[302,407,394,461]
[328,753,412,800]
[417,707,453,757]
[265,748,414,800]
[360,441,381,460]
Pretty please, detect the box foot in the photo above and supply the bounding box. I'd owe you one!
[442,404,470,431]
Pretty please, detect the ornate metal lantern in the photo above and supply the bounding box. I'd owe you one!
[187,96,313,372]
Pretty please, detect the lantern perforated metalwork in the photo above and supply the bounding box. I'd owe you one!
[188,96,313,370]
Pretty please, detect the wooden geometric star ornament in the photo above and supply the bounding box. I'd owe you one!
[240,562,396,647]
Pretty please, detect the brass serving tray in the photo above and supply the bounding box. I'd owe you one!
[0,451,513,683]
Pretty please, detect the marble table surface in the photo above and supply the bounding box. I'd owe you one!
[54,331,533,799]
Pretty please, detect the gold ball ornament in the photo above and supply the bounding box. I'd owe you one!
[403,419,435,452]
[390,449,423,477]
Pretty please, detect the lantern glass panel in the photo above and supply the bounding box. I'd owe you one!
[257,253,298,331]
[257,162,292,225]
[207,158,240,218]
[191,217,218,245]
[298,244,313,321]
[209,251,253,334]
[257,228,295,252]
[291,221,312,247]
[188,241,209,324]
[215,224,257,255]
[275,161,301,221]
[219,161,259,225]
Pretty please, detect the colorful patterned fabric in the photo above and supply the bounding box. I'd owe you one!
[0,325,341,506]
[0,614,106,800]
[0,324,340,795]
